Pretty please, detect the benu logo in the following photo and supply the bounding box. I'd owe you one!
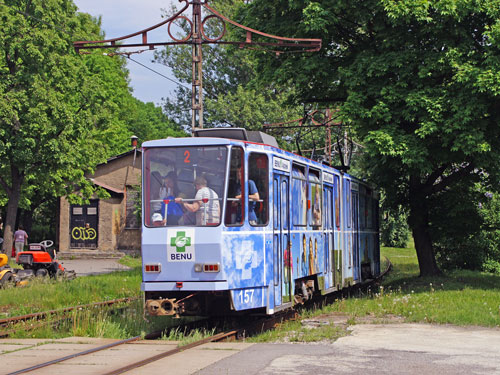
[170,231,191,253]
[167,228,195,262]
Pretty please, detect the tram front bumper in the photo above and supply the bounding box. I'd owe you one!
[141,281,229,292]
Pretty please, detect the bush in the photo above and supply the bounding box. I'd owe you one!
[432,183,500,273]
[380,207,410,248]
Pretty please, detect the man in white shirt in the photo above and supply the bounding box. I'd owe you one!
[176,176,220,225]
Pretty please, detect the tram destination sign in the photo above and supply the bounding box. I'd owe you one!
[273,157,291,172]
[323,172,334,184]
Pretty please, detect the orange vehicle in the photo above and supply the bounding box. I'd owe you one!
[16,240,75,279]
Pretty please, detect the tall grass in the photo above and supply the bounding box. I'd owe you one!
[0,268,142,317]
[1,256,211,341]
[323,246,500,327]
[3,248,499,341]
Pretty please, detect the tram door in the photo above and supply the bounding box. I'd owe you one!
[352,190,360,281]
[273,174,291,306]
[323,186,334,288]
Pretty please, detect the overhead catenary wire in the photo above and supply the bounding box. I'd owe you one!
[127,56,191,91]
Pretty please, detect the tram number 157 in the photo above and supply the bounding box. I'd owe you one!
[239,289,254,304]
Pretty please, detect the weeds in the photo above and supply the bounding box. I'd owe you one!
[2,246,499,343]
[322,247,500,327]
[161,326,216,346]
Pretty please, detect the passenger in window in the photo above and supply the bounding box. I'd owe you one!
[160,172,183,225]
[234,167,260,225]
[313,187,321,226]
[150,171,163,214]
[176,176,220,225]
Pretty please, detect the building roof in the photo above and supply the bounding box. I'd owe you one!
[90,178,125,194]
[96,148,142,167]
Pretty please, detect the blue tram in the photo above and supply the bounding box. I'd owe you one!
[141,128,380,317]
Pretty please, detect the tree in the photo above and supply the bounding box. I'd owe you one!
[126,98,185,142]
[154,0,302,132]
[0,0,136,256]
[242,0,500,276]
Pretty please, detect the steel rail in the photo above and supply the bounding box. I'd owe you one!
[6,260,393,375]
[0,297,139,333]
[104,310,300,375]
[103,330,238,375]
[7,335,143,375]
[5,313,296,375]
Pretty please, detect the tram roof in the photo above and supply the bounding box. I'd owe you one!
[142,135,368,187]
[142,137,231,148]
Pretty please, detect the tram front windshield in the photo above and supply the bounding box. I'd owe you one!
[144,146,227,227]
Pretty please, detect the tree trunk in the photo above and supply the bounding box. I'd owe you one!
[1,168,24,261]
[2,188,21,261]
[408,176,441,277]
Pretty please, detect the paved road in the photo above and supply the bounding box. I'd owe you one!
[196,323,500,375]
[59,259,130,276]
[2,324,500,374]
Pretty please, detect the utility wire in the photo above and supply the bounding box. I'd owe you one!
[127,57,191,90]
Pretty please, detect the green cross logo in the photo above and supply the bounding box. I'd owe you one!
[170,231,191,253]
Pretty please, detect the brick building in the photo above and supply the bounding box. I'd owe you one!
[58,149,141,256]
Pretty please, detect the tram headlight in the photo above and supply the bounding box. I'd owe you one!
[194,263,203,272]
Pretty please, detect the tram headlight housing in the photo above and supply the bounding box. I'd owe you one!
[194,263,220,273]
[145,264,161,273]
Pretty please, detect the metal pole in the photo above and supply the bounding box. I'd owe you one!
[192,0,203,132]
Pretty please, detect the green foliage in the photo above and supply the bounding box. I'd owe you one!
[244,0,500,276]
[155,0,303,136]
[380,208,411,248]
[0,269,141,317]
[331,247,500,327]
[0,0,183,252]
[430,183,500,274]
[248,318,347,343]
[126,98,185,143]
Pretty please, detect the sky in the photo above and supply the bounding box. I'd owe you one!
[73,0,179,106]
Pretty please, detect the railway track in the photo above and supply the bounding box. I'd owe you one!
[0,297,139,338]
[5,260,392,374]
[6,311,296,375]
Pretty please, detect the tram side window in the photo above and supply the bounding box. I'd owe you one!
[373,195,379,230]
[359,187,366,230]
[366,189,373,229]
[225,147,244,226]
[249,153,268,226]
[334,175,340,229]
[292,164,307,226]
[308,169,321,228]
[346,180,351,228]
